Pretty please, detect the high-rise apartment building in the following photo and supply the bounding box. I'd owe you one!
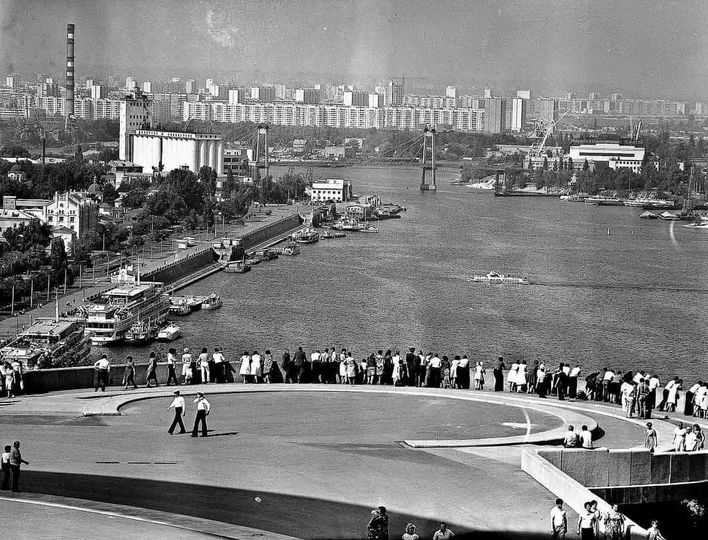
[483,98,505,133]
[185,79,196,94]
[295,88,321,104]
[125,76,137,91]
[387,80,403,106]
[445,86,458,99]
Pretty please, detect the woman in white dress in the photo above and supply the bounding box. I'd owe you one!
[666,379,682,412]
[345,353,358,385]
[508,361,519,392]
[239,351,251,383]
[338,349,347,384]
[473,362,485,390]
[517,361,528,393]
[250,351,262,383]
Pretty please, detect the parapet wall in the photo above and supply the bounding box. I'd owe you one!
[142,248,216,285]
[240,213,302,250]
[536,447,708,504]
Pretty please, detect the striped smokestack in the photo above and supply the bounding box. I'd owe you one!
[66,23,75,117]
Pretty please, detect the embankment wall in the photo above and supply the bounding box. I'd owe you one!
[536,447,708,504]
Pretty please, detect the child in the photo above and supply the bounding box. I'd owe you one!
[645,422,658,452]
[1,445,10,490]
[402,523,419,540]
[645,520,666,540]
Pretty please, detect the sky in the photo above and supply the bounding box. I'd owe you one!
[1,0,707,99]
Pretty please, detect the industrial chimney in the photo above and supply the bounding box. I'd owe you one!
[66,23,75,117]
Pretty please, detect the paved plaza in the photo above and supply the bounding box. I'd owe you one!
[0,383,696,539]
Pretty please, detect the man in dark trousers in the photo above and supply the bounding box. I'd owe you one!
[1,445,11,490]
[191,392,211,437]
[405,348,417,386]
[293,346,307,383]
[9,441,28,492]
[282,349,294,383]
[167,390,186,434]
[93,354,110,392]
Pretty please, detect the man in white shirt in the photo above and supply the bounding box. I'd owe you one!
[212,348,225,383]
[166,348,179,386]
[550,498,567,539]
[167,390,186,435]
[579,425,593,449]
[191,392,211,437]
[569,365,581,398]
[94,355,110,392]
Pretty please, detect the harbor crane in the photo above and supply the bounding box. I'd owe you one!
[528,109,571,158]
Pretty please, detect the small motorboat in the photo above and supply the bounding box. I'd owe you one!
[157,323,182,341]
[292,228,320,243]
[639,211,659,219]
[281,243,300,256]
[224,261,251,273]
[658,211,680,221]
[470,272,530,285]
[358,225,379,233]
[185,297,202,311]
[201,294,223,310]
[124,321,156,344]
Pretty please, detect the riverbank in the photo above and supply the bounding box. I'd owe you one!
[0,209,301,341]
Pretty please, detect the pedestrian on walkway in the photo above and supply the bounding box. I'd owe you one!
[550,498,567,540]
[167,390,186,434]
[94,354,110,392]
[199,348,210,384]
[182,348,193,384]
[401,523,419,540]
[644,422,658,453]
[1,445,10,490]
[577,501,598,539]
[212,347,225,383]
[493,356,505,392]
[146,351,159,388]
[367,506,389,540]
[166,348,180,385]
[191,392,210,437]
[122,356,138,389]
[602,504,625,540]
[9,441,28,492]
[432,522,455,540]
[645,520,666,540]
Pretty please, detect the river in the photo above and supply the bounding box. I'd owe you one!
[107,165,708,382]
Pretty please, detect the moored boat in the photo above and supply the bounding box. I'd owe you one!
[224,260,251,273]
[201,294,223,310]
[281,243,300,256]
[169,300,191,316]
[84,282,170,345]
[292,227,320,243]
[639,211,659,219]
[470,272,530,285]
[124,320,157,344]
[658,211,680,221]
[157,323,182,341]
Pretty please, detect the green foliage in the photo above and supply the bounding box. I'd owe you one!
[0,143,30,157]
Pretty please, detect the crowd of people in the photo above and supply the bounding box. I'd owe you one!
[367,507,455,540]
[551,498,667,540]
[1,360,24,398]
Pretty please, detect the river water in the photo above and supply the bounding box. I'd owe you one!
[108,165,708,382]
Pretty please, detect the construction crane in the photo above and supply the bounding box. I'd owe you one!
[528,109,571,158]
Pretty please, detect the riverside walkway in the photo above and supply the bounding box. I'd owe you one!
[0,207,300,341]
[0,383,699,539]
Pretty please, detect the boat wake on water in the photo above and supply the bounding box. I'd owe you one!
[532,281,708,294]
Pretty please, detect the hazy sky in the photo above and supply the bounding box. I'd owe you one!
[1,0,707,98]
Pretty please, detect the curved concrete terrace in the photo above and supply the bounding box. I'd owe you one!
[0,383,700,539]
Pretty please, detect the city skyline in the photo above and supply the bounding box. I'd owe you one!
[1,0,708,100]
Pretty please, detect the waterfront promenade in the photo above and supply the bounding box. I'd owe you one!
[1,381,702,539]
[0,206,300,341]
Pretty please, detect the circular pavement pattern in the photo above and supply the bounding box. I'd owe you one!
[118,390,563,441]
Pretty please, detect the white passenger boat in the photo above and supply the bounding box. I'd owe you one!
[157,323,182,342]
[292,228,320,243]
[84,282,170,345]
[470,272,531,285]
[0,318,92,369]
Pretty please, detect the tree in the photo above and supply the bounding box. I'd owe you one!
[101,183,119,205]
[583,159,589,171]
[0,144,30,158]
[50,237,68,272]
[542,156,549,170]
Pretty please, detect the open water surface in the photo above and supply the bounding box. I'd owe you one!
[110,166,708,381]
